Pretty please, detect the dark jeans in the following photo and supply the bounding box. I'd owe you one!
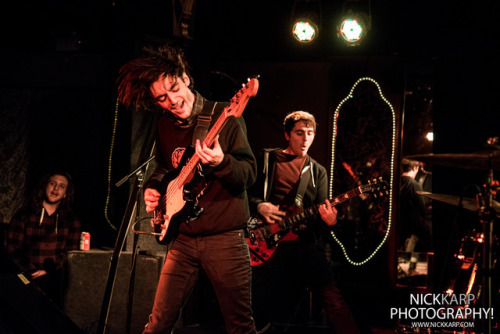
[143,229,256,334]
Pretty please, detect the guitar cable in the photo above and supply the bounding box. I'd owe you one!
[131,217,162,236]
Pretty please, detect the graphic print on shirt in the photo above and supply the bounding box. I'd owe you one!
[171,147,186,169]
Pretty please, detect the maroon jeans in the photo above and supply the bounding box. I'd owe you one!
[143,229,256,334]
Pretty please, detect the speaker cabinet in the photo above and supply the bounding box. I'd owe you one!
[64,250,165,334]
[0,273,84,333]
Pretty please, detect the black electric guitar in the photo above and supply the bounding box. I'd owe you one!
[246,178,389,266]
[153,78,259,243]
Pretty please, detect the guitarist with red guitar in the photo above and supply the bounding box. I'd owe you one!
[118,45,258,334]
[248,111,359,333]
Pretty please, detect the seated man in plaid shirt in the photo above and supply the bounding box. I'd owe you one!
[7,171,81,306]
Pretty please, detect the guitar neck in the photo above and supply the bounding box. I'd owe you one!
[202,108,230,149]
[177,110,231,185]
[329,187,363,207]
[281,186,363,230]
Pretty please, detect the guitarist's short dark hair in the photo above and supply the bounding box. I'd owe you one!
[401,158,420,173]
[283,111,317,135]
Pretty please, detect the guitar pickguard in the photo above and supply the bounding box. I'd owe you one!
[154,148,207,244]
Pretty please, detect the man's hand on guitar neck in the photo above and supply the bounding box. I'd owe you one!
[144,188,161,213]
[318,199,338,226]
[195,135,224,167]
[257,202,286,224]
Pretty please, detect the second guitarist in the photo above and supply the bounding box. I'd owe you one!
[248,111,359,333]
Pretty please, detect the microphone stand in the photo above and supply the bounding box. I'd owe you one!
[125,168,144,334]
[97,155,154,334]
[115,155,155,188]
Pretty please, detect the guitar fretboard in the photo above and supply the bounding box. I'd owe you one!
[329,187,363,206]
[281,186,363,230]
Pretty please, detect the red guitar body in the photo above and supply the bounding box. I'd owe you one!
[246,207,300,266]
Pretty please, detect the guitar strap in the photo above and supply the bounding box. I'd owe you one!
[192,101,217,146]
[263,150,270,201]
[294,160,311,208]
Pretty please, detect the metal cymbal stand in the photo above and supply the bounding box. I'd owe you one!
[478,157,496,334]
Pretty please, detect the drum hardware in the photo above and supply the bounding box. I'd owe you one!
[405,150,500,171]
[407,148,499,333]
[454,232,484,270]
[417,192,500,216]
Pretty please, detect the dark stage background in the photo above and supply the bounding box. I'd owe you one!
[1,0,499,332]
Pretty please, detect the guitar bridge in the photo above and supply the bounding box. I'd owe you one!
[265,232,283,249]
[152,212,163,225]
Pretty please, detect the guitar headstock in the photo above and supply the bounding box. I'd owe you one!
[244,77,259,97]
[225,77,259,118]
[360,177,389,198]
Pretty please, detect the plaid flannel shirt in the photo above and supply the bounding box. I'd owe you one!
[7,207,81,274]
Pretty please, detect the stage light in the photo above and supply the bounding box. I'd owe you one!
[426,132,434,142]
[339,17,364,43]
[338,2,372,46]
[292,17,319,42]
[291,0,321,43]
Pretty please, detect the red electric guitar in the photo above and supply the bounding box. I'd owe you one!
[246,178,389,266]
[153,77,259,243]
